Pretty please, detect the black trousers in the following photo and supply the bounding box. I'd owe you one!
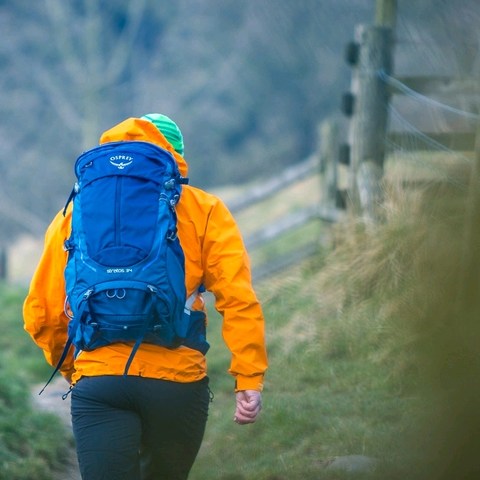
[71,375,210,480]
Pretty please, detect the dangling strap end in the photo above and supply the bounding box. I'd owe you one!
[39,336,74,395]
[62,188,76,217]
[123,336,145,376]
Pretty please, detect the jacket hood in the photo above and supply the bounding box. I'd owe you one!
[99,117,188,177]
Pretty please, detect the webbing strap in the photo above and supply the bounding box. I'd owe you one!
[123,335,145,376]
[123,292,156,375]
[38,298,89,395]
[38,335,74,395]
[62,187,76,217]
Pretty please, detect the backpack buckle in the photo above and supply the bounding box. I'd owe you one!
[167,230,178,241]
[170,194,180,207]
[164,179,176,190]
[83,289,94,299]
[63,239,74,251]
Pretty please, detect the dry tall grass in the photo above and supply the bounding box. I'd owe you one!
[301,155,480,478]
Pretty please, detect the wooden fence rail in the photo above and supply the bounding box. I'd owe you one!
[224,120,345,281]
[227,154,318,214]
[244,204,343,251]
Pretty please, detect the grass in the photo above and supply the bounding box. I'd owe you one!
[0,285,54,381]
[190,280,419,479]
[0,284,71,480]
[249,219,322,267]
[3,151,480,479]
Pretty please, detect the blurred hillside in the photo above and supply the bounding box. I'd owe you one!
[0,0,478,243]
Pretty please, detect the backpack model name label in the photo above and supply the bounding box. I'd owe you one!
[106,268,133,274]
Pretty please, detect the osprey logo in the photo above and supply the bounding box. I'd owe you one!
[110,155,134,169]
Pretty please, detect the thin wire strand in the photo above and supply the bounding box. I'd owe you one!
[389,106,471,158]
[387,106,471,189]
[379,70,480,121]
[388,105,472,162]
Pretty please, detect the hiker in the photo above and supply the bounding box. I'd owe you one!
[23,114,268,480]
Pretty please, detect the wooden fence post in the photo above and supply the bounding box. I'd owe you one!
[318,119,339,209]
[348,23,394,222]
[375,0,397,29]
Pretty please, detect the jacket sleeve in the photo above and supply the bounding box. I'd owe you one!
[23,209,74,379]
[202,198,268,392]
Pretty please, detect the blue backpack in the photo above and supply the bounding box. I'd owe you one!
[41,140,208,393]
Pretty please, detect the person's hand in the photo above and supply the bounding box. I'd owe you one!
[234,390,262,425]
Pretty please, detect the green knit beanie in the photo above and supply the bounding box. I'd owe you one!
[141,113,184,155]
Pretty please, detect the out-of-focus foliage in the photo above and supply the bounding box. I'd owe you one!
[0,0,478,242]
[0,283,70,479]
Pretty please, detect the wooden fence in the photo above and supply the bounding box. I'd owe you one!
[225,121,346,282]
[339,0,479,223]
[203,0,473,284]
[237,0,480,281]
[3,0,477,284]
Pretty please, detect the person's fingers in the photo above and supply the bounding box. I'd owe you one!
[234,391,262,424]
[233,411,257,424]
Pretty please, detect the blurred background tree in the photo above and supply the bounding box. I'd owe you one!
[0,0,478,242]
[0,0,374,240]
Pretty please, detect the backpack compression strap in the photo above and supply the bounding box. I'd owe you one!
[39,290,203,393]
[38,336,74,395]
[122,292,157,375]
[37,299,89,395]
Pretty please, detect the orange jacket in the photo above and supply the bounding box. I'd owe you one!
[23,118,267,392]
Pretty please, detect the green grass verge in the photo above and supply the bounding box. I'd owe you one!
[189,281,420,480]
[0,284,70,480]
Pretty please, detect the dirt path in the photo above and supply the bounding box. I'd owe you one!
[31,377,82,480]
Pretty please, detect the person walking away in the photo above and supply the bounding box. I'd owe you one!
[23,114,268,480]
